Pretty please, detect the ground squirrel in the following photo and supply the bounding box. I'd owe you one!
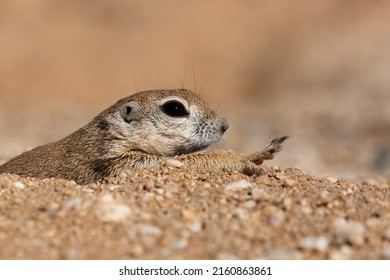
[0,89,288,184]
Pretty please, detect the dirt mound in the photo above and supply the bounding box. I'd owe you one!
[1,164,389,259]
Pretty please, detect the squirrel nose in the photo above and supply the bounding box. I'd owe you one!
[220,117,229,133]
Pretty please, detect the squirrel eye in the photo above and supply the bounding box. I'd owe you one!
[126,106,132,114]
[161,101,189,117]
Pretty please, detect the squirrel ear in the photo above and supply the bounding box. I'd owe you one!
[120,105,134,123]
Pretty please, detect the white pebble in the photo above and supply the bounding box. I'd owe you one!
[139,224,162,235]
[283,178,298,187]
[13,182,25,190]
[272,166,281,172]
[299,236,328,252]
[96,203,131,222]
[333,218,366,245]
[324,176,338,183]
[165,159,184,168]
[82,188,95,194]
[155,188,164,195]
[269,210,285,226]
[109,184,122,191]
[99,193,114,203]
[232,207,249,220]
[169,238,188,250]
[244,200,256,209]
[251,187,270,200]
[62,197,83,209]
[188,222,202,233]
[224,179,252,191]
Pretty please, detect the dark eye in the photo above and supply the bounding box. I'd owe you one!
[161,101,189,117]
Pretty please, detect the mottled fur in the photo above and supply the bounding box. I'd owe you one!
[0,89,288,184]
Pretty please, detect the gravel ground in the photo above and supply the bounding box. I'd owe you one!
[1,0,389,260]
[1,162,389,260]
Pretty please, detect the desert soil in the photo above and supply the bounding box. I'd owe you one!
[0,161,389,260]
[1,1,389,260]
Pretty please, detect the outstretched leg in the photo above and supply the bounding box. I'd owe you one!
[175,136,289,176]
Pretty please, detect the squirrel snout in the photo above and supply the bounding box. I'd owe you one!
[220,117,229,134]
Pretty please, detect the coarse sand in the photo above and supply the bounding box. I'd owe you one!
[1,0,389,260]
[0,163,389,259]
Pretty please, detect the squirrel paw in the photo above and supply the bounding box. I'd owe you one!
[243,135,289,165]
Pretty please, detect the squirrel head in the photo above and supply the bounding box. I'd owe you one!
[95,89,228,157]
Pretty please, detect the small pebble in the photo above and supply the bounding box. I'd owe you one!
[13,182,25,190]
[155,188,164,195]
[139,224,162,235]
[264,249,299,260]
[188,222,202,233]
[382,247,390,259]
[165,159,184,168]
[333,218,366,245]
[96,196,131,222]
[224,179,252,191]
[269,210,284,226]
[255,176,272,185]
[132,244,145,257]
[164,184,179,193]
[283,178,298,187]
[109,184,122,191]
[330,246,352,260]
[251,187,270,200]
[263,206,285,226]
[182,209,197,220]
[324,176,338,183]
[169,238,188,250]
[145,179,155,190]
[64,181,77,187]
[142,192,156,203]
[244,200,256,209]
[99,193,114,203]
[129,176,139,183]
[232,207,249,220]
[319,190,329,199]
[82,188,95,194]
[298,236,328,252]
[119,172,127,180]
[365,218,380,228]
[62,197,83,209]
[272,166,281,172]
[275,173,286,180]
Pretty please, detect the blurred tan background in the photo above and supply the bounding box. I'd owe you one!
[0,0,389,177]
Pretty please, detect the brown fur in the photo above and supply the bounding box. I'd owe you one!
[0,89,288,184]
